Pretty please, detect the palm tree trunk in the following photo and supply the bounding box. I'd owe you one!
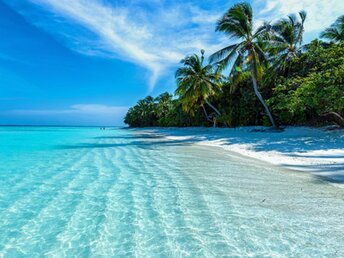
[205,99,221,116]
[321,111,344,127]
[213,117,217,128]
[201,105,212,122]
[250,65,277,128]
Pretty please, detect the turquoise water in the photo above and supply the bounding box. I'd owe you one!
[0,127,343,257]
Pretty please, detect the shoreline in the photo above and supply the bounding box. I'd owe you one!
[135,126,344,187]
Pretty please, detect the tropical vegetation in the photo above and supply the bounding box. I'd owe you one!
[320,15,344,43]
[175,50,222,127]
[124,2,344,128]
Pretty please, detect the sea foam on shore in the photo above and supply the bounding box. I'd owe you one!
[145,127,344,185]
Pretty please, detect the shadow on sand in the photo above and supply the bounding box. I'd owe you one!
[56,127,344,184]
[54,138,196,150]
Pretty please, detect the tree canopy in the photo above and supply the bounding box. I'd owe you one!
[124,3,344,128]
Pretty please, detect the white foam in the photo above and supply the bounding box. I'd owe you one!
[145,127,344,186]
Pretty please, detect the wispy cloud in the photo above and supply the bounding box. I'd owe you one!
[256,0,344,33]
[4,104,129,125]
[8,104,128,116]
[10,0,225,91]
[0,53,34,67]
[6,0,342,92]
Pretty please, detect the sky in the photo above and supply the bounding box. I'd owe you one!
[0,0,343,126]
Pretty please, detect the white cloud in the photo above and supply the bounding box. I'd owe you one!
[9,0,341,94]
[21,0,224,91]
[8,104,128,115]
[256,0,344,33]
[189,7,220,24]
[2,104,128,125]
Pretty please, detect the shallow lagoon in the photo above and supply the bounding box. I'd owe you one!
[0,127,343,257]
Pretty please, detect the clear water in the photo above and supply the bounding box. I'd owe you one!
[0,127,343,257]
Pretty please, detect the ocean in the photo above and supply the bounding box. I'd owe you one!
[0,126,343,257]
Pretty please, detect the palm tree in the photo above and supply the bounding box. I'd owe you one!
[175,50,222,126]
[135,96,156,126]
[321,15,344,43]
[209,2,277,128]
[268,11,307,74]
[155,92,173,118]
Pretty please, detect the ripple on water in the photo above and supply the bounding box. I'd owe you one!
[0,128,343,257]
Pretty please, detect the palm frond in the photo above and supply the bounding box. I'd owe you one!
[175,51,222,114]
[216,2,253,39]
[253,22,272,38]
[209,43,238,63]
[320,15,344,42]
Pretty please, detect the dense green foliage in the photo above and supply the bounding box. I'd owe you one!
[269,41,344,125]
[124,3,344,128]
[175,50,222,126]
[124,93,207,127]
[320,15,344,43]
[210,2,277,127]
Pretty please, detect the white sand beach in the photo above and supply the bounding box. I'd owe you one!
[145,127,344,186]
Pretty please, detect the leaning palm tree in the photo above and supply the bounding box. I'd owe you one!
[320,15,344,43]
[175,50,222,125]
[209,2,276,128]
[268,11,307,74]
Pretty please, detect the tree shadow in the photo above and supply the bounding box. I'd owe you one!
[54,138,195,150]
[312,174,344,185]
[280,163,344,184]
[94,134,165,140]
[55,127,344,184]
[147,127,344,154]
[144,127,344,184]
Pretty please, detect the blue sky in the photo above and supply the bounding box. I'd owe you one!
[0,0,343,126]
